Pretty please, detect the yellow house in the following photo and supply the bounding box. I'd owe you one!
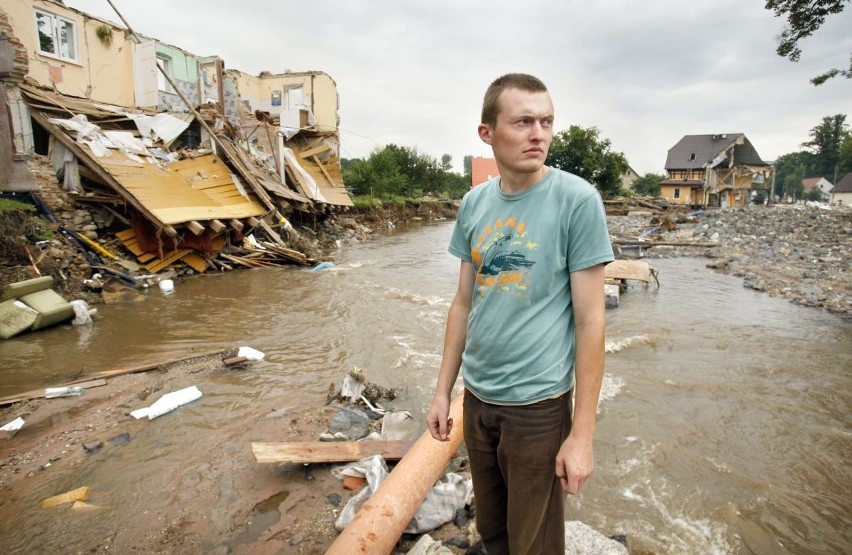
[660,133,773,208]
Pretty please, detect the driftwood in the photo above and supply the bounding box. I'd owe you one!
[0,348,231,406]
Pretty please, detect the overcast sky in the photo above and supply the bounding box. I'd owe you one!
[67,0,852,176]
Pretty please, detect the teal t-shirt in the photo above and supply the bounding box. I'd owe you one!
[449,168,613,405]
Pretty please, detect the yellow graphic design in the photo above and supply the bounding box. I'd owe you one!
[472,216,536,297]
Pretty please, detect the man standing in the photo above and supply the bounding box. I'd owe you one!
[427,73,613,554]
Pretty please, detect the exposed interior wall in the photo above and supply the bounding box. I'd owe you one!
[153,43,200,112]
[230,70,339,132]
[7,0,134,106]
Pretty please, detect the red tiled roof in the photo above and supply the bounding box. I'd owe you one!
[471,157,499,188]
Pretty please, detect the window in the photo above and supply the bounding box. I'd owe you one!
[156,56,173,93]
[35,9,78,61]
[688,152,696,162]
[674,188,681,199]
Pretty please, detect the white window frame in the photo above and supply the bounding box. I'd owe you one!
[34,9,79,62]
[674,187,681,199]
[156,55,174,93]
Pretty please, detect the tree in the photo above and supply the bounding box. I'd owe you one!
[440,154,453,171]
[463,155,473,177]
[802,114,851,182]
[631,173,665,197]
[837,135,852,176]
[342,144,469,199]
[772,151,816,199]
[545,125,628,197]
[764,0,851,85]
[784,163,807,201]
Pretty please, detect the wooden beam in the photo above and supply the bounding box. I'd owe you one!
[229,219,244,232]
[298,142,332,159]
[312,155,336,186]
[247,217,260,227]
[186,220,205,236]
[209,219,226,233]
[251,440,415,464]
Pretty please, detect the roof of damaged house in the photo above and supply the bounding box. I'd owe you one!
[665,134,769,170]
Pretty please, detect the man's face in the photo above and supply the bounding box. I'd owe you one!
[479,88,554,176]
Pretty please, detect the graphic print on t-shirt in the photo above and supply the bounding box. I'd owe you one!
[470,216,536,298]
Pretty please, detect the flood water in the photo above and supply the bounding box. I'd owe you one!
[1,219,850,554]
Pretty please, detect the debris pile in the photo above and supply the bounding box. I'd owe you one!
[10,81,360,294]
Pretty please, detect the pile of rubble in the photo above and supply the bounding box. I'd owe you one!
[607,204,852,320]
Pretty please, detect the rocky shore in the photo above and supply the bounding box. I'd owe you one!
[607,204,851,322]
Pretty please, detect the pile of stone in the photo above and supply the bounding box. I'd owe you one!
[608,204,851,321]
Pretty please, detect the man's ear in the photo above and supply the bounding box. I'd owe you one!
[478,123,492,145]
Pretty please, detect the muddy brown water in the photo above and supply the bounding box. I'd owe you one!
[0,220,850,554]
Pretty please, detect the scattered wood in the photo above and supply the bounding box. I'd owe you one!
[0,349,230,406]
[42,486,91,508]
[605,260,652,283]
[223,356,247,367]
[251,440,416,464]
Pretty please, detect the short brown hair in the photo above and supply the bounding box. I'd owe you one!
[481,73,548,127]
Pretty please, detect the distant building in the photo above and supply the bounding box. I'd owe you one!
[621,165,640,190]
[471,157,500,188]
[660,133,772,208]
[802,177,832,200]
[829,173,852,206]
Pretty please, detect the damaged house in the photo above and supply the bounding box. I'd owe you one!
[660,133,773,208]
[1,0,351,277]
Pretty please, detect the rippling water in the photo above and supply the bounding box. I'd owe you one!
[0,219,849,554]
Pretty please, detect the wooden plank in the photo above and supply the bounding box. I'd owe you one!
[605,260,651,283]
[251,440,415,464]
[182,253,209,273]
[144,249,192,273]
[298,142,332,159]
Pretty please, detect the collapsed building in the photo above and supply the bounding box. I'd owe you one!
[1,0,352,276]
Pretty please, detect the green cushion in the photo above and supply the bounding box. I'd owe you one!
[19,289,74,330]
[0,276,54,302]
[0,299,39,339]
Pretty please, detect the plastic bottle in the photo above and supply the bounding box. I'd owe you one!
[44,386,85,399]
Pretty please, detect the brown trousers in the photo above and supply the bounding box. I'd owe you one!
[464,389,573,555]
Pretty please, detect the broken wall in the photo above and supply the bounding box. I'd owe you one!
[231,70,339,133]
[5,0,135,106]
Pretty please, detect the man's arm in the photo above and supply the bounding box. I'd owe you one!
[427,260,475,441]
[555,263,607,494]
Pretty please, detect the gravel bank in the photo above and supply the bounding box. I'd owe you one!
[607,204,852,322]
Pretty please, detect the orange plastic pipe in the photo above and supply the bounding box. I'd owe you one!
[326,393,465,555]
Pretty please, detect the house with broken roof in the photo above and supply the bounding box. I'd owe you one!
[1,0,351,274]
[661,133,773,208]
